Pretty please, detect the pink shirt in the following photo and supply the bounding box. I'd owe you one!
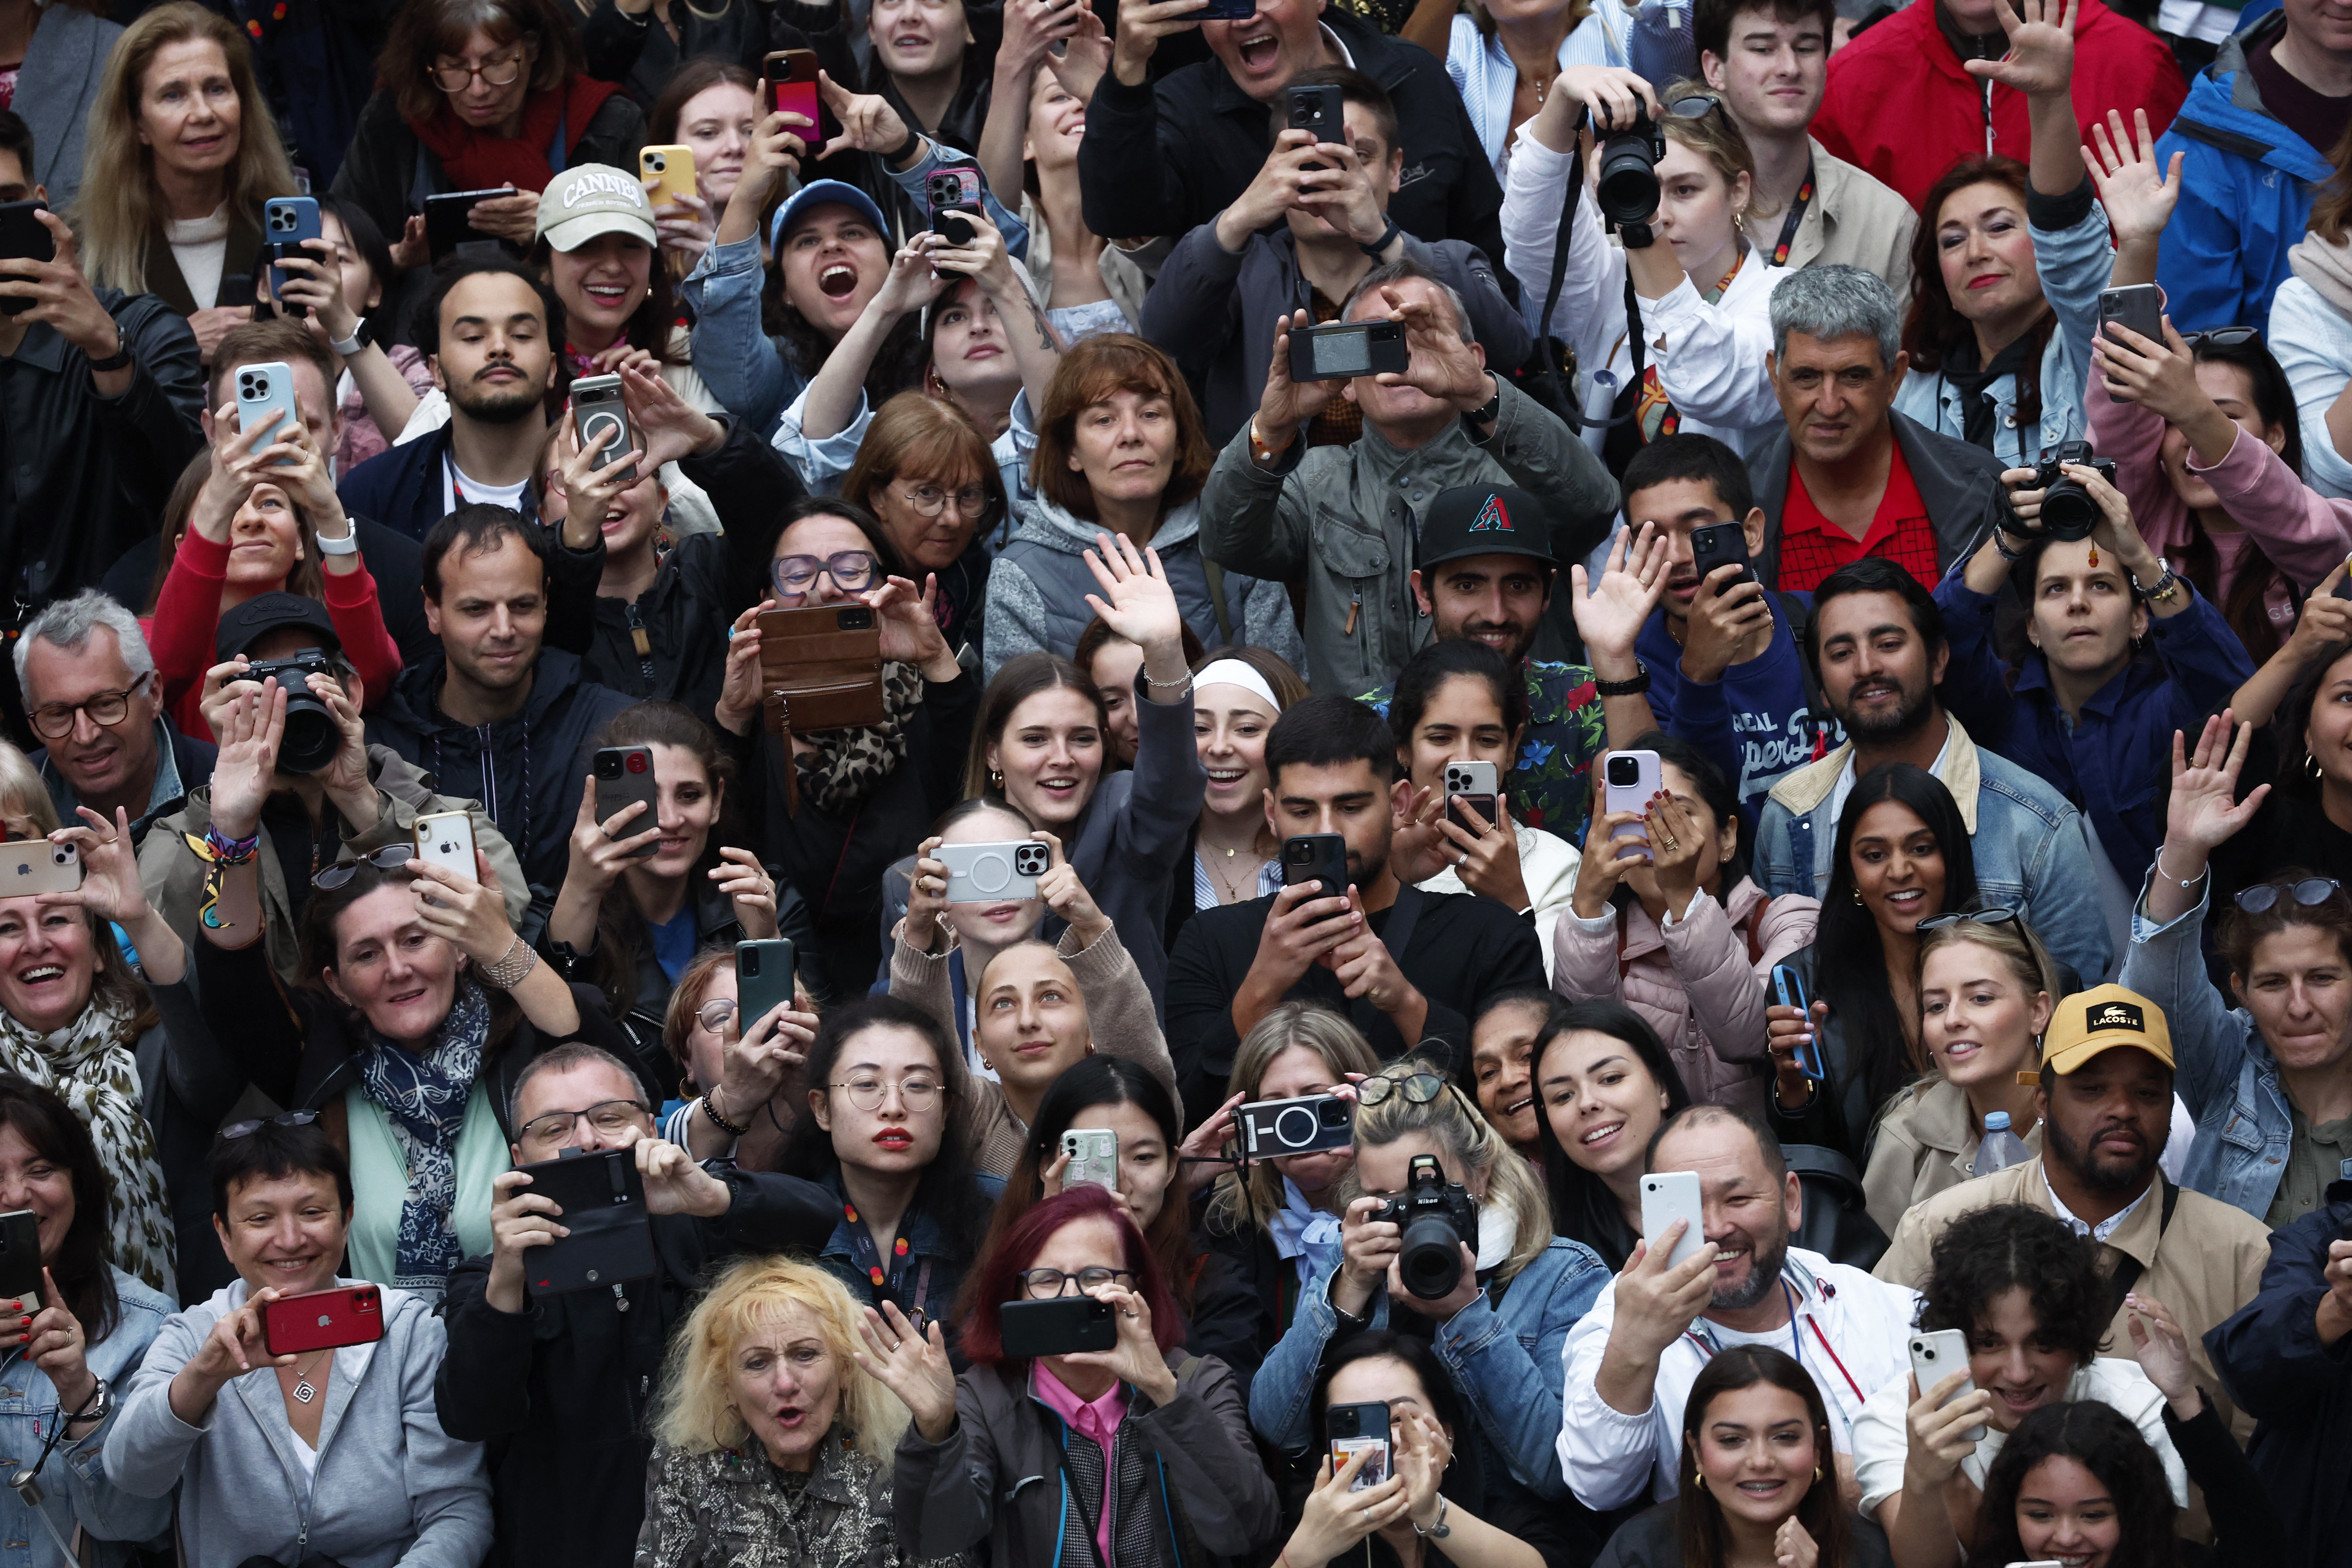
[1033,1363,1130,1566]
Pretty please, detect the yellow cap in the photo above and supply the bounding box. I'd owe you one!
[2026,984,2174,1084]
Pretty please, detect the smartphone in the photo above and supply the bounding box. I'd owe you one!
[1238,1093,1353,1157]
[926,165,985,276]
[1327,1401,1391,1491]
[0,839,79,897]
[517,1149,659,1293]
[1639,1170,1706,1270]
[1060,1128,1118,1191]
[233,359,299,466]
[593,745,660,858]
[413,809,479,884]
[1771,965,1825,1082]
[763,49,826,137]
[571,372,635,484]
[1910,1329,1987,1443]
[1603,748,1663,859]
[639,145,697,207]
[1690,521,1757,594]
[1280,833,1350,897]
[1289,319,1408,384]
[735,937,797,1038]
[0,1210,40,1303]
[998,1295,1118,1358]
[424,187,518,261]
[1288,82,1345,172]
[1443,758,1501,835]
[1189,0,1258,19]
[0,201,53,316]
[261,1284,386,1356]
[938,838,1049,903]
[2097,284,2164,348]
[263,196,322,305]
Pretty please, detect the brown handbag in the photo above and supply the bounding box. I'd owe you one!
[758,603,888,733]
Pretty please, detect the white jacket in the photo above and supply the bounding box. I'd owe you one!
[1557,1247,1917,1510]
[1502,134,1787,457]
[2269,274,2352,500]
[1415,819,1581,971]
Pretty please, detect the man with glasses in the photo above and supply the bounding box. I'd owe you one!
[438,1040,833,1568]
[370,505,632,899]
[141,592,528,984]
[15,591,213,842]
[1872,985,2268,1437]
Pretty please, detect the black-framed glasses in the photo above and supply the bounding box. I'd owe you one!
[427,43,529,92]
[1915,907,2023,933]
[1355,1071,1466,1109]
[2184,327,2260,352]
[1019,1265,1134,1299]
[770,550,881,599]
[1661,93,1728,126]
[2235,877,2342,914]
[220,1110,321,1141]
[314,844,416,889]
[29,674,152,740]
[517,1098,652,1150]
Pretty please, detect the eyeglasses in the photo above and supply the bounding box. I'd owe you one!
[770,550,881,599]
[897,483,991,521]
[2184,327,2260,352]
[314,844,416,890]
[695,998,739,1034]
[1018,1265,1134,1299]
[831,1074,943,1111]
[427,43,529,92]
[1661,93,1730,127]
[1915,907,2023,933]
[517,1099,651,1150]
[220,1110,321,1141]
[1355,1071,1466,1110]
[2235,877,2342,914]
[29,675,151,740]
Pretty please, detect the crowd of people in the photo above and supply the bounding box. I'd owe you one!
[7,0,2352,1558]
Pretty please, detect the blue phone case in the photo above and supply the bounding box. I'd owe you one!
[233,359,300,466]
[1772,965,1825,1081]
[264,197,323,305]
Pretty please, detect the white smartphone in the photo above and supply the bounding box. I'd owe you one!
[1443,758,1501,834]
[1909,1330,1987,1443]
[414,811,479,884]
[0,840,79,897]
[233,359,300,467]
[1060,1129,1118,1191]
[939,839,1049,904]
[1639,1171,1706,1270]
[1602,748,1663,860]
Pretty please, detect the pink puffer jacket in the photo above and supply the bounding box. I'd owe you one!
[1550,878,1822,1116]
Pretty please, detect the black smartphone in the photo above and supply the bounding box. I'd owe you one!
[1281,833,1350,897]
[592,744,659,856]
[425,187,518,261]
[0,1210,38,1303]
[736,937,796,1037]
[2097,284,2164,348]
[514,1149,658,1294]
[1690,521,1757,594]
[1287,83,1344,139]
[0,201,55,317]
[1327,1401,1392,1490]
[1289,319,1408,383]
[998,1295,1117,1358]
[1191,0,1258,16]
[925,165,985,277]
[215,271,258,312]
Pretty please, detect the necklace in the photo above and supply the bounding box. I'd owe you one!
[1205,846,1265,904]
[290,1350,331,1406]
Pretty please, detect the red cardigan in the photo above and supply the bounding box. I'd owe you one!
[146,528,405,739]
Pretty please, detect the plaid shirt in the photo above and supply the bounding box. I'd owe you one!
[1361,657,1606,838]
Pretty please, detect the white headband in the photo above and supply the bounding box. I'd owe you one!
[1193,659,1283,714]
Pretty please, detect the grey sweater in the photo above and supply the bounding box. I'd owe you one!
[106,1278,493,1568]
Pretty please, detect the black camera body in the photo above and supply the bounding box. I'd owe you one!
[1595,106,1666,226]
[1372,1153,1479,1300]
[248,648,338,773]
[2028,441,2118,543]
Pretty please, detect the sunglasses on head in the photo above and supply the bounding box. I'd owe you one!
[220,1110,321,1141]
[314,844,415,890]
[1915,907,2023,933]
[2234,878,2342,914]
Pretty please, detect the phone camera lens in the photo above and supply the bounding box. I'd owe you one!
[1606,756,1638,786]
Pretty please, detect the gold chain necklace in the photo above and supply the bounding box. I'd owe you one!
[1205,847,1266,904]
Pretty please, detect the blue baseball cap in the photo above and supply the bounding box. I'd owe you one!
[768,179,892,252]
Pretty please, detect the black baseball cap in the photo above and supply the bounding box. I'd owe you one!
[215,592,342,662]
[1418,485,1554,572]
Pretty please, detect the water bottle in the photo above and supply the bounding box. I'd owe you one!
[1975,1111,2031,1177]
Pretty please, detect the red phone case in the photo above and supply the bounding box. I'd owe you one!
[262,1285,385,1356]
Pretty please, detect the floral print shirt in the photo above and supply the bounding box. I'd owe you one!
[1360,659,1606,840]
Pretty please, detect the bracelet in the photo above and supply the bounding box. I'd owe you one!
[1593,662,1650,698]
[1144,670,1192,691]
[883,123,923,167]
[702,1087,750,1138]
[2137,567,2182,605]
[476,933,538,990]
[1358,217,1401,258]
[1413,1497,1451,1540]
[1992,528,2025,561]
[2153,846,2207,890]
[200,824,259,864]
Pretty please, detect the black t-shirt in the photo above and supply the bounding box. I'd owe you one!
[2249,31,2352,159]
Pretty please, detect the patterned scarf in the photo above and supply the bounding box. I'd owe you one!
[357,979,490,1290]
[0,992,176,1297]
[1264,1176,1344,1291]
[793,662,920,817]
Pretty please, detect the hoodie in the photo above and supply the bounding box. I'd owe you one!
[2156,9,2337,332]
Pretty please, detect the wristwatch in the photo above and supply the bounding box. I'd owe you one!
[315,522,361,556]
[1462,379,1501,432]
[1358,217,1401,258]
[85,329,131,374]
[1593,661,1651,698]
[329,318,368,358]
[66,1379,109,1429]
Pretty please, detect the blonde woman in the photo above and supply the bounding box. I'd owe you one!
[1860,912,2058,1237]
[641,1256,969,1568]
[0,741,64,843]
[72,3,296,361]
[1246,1057,1612,1555]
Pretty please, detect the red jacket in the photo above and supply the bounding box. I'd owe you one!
[1813,0,2184,214]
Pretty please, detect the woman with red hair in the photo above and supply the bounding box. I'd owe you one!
[865,1183,1280,1568]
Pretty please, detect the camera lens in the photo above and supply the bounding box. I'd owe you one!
[1606,755,1639,786]
[1398,1214,1465,1300]
[1595,125,1662,226]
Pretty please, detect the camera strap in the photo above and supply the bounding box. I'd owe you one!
[1535,127,1642,436]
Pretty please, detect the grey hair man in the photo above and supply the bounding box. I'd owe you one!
[1750,264,2006,593]
[14,590,214,835]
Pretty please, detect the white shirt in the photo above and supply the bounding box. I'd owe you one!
[1850,1356,2186,1519]
[1416,820,1582,971]
[163,203,230,309]
[1558,1246,1919,1509]
[441,456,529,516]
[1827,730,1955,832]
[2044,1171,2150,1245]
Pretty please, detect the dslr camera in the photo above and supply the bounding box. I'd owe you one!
[1372,1153,1479,1300]
[1594,105,1666,227]
[247,648,339,773]
[2025,441,2117,543]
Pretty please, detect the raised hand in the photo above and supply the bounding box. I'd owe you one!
[2164,712,2265,860]
[564,773,658,897]
[1775,1515,1820,1568]
[2123,1292,2200,1416]
[1371,286,1491,410]
[2083,107,2182,247]
[209,680,287,840]
[0,211,125,362]
[818,72,913,162]
[1175,1091,1245,1200]
[1901,1369,1993,1489]
[1284,1449,1411,1565]
[1571,523,1670,665]
[1034,829,1110,944]
[411,851,516,965]
[1081,532,1185,662]
[866,573,954,674]
[853,1302,958,1439]
[617,360,723,471]
[710,847,779,938]
[1571,807,1651,918]
[1964,0,2077,97]
[634,1131,732,1218]
[483,1167,565,1314]
[1111,0,1205,87]
[1047,3,1113,102]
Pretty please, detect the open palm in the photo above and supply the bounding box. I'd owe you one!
[1083,532,1184,652]
[2167,712,2266,855]
[2084,108,2183,246]
[1570,522,1668,662]
[1964,0,2077,96]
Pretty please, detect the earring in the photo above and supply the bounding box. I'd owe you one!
[1813,1464,1822,1483]
[1853,886,1864,904]
[1694,1466,1705,1488]
[989,769,1004,790]
[2310,752,2325,781]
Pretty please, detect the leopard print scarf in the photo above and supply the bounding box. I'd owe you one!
[794,662,921,817]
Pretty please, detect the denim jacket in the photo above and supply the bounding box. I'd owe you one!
[681,234,810,443]
[0,1267,173,1568]
[1893,183,2112,469]
[2117,877,2295,1221]
[1245,1236,1607,1499]
[1751,715,2112,984]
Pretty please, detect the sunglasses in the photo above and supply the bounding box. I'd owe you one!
[220,1110,321,1141]
[2234,878,2341,914]
[2184,327,2260,352]
[314,844,416,889]
[1915,907,2023,933]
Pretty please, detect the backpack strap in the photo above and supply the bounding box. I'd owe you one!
[1201,559,1235,644]
[2100,1178,2180,1321]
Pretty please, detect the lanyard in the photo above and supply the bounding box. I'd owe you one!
[1770,159,1816,267]
[842,1200,934,1326]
